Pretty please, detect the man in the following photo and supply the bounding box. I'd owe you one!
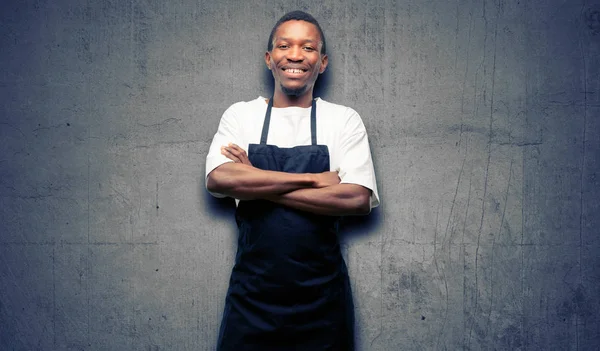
[205,10,380,350]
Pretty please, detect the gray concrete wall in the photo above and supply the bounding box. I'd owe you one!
[1,0,599,349]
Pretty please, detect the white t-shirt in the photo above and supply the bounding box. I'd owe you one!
[205,96,380,209]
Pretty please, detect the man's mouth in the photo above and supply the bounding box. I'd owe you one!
[282,68,307,74]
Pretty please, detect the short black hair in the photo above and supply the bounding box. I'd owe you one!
[267,11,327,55]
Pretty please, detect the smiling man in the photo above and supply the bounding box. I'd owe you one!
[205,10,380,350]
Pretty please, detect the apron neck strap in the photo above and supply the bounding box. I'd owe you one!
[310,98,317,145]
[259,98,273,144]
[260,98,318,145]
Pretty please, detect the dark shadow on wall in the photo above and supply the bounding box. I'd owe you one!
[339,207,382,240]
[200,178,236,220]
[262,67,274,96]
[313,67,331,100]
[203,191,237,218]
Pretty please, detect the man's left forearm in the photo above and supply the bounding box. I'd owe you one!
[266,183,371,216]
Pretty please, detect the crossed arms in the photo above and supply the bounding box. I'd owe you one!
[206,144,372,216]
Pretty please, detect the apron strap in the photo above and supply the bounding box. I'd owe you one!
[310,98,317,145]
[260,98,273,145]
[260,97,317,145]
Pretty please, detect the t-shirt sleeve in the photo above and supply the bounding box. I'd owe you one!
[337,109,380,209]
[205,105,241,198]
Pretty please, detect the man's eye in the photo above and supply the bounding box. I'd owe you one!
[303,47,315,51]
[277,45,289,49]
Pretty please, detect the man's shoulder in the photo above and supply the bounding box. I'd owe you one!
[227,96,267,111]
[315,98,361,119]
[222,97,267,119]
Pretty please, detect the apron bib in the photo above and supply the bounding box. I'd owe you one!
[217,98,354,351]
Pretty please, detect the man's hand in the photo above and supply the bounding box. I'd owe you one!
[221,143,252,165]
[313,171,341,188]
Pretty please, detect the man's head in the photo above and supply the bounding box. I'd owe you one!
[265,11,328,99]
[267,11,327,55]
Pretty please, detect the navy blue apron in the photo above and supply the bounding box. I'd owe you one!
[217,98,355,350]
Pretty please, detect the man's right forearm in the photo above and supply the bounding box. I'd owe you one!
[206,162,316,200]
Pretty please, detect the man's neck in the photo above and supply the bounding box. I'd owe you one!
[271,90,314,108]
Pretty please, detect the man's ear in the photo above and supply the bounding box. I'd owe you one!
[265,51,272,70]
[319,54,328,74]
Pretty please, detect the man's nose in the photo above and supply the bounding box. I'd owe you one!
[286,46,304,61]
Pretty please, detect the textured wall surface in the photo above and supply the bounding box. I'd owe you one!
[1,0,599,350]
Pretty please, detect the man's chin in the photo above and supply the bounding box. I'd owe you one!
[281,84,308,97]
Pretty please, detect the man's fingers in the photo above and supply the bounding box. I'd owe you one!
[222,143,252,165]
[221,147,241,162]
[227,143,247,157]
[225,147,245,160]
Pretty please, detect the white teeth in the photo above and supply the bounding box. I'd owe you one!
[285,68,304,73]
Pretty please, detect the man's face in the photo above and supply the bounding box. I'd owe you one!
[265,20,328,97]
